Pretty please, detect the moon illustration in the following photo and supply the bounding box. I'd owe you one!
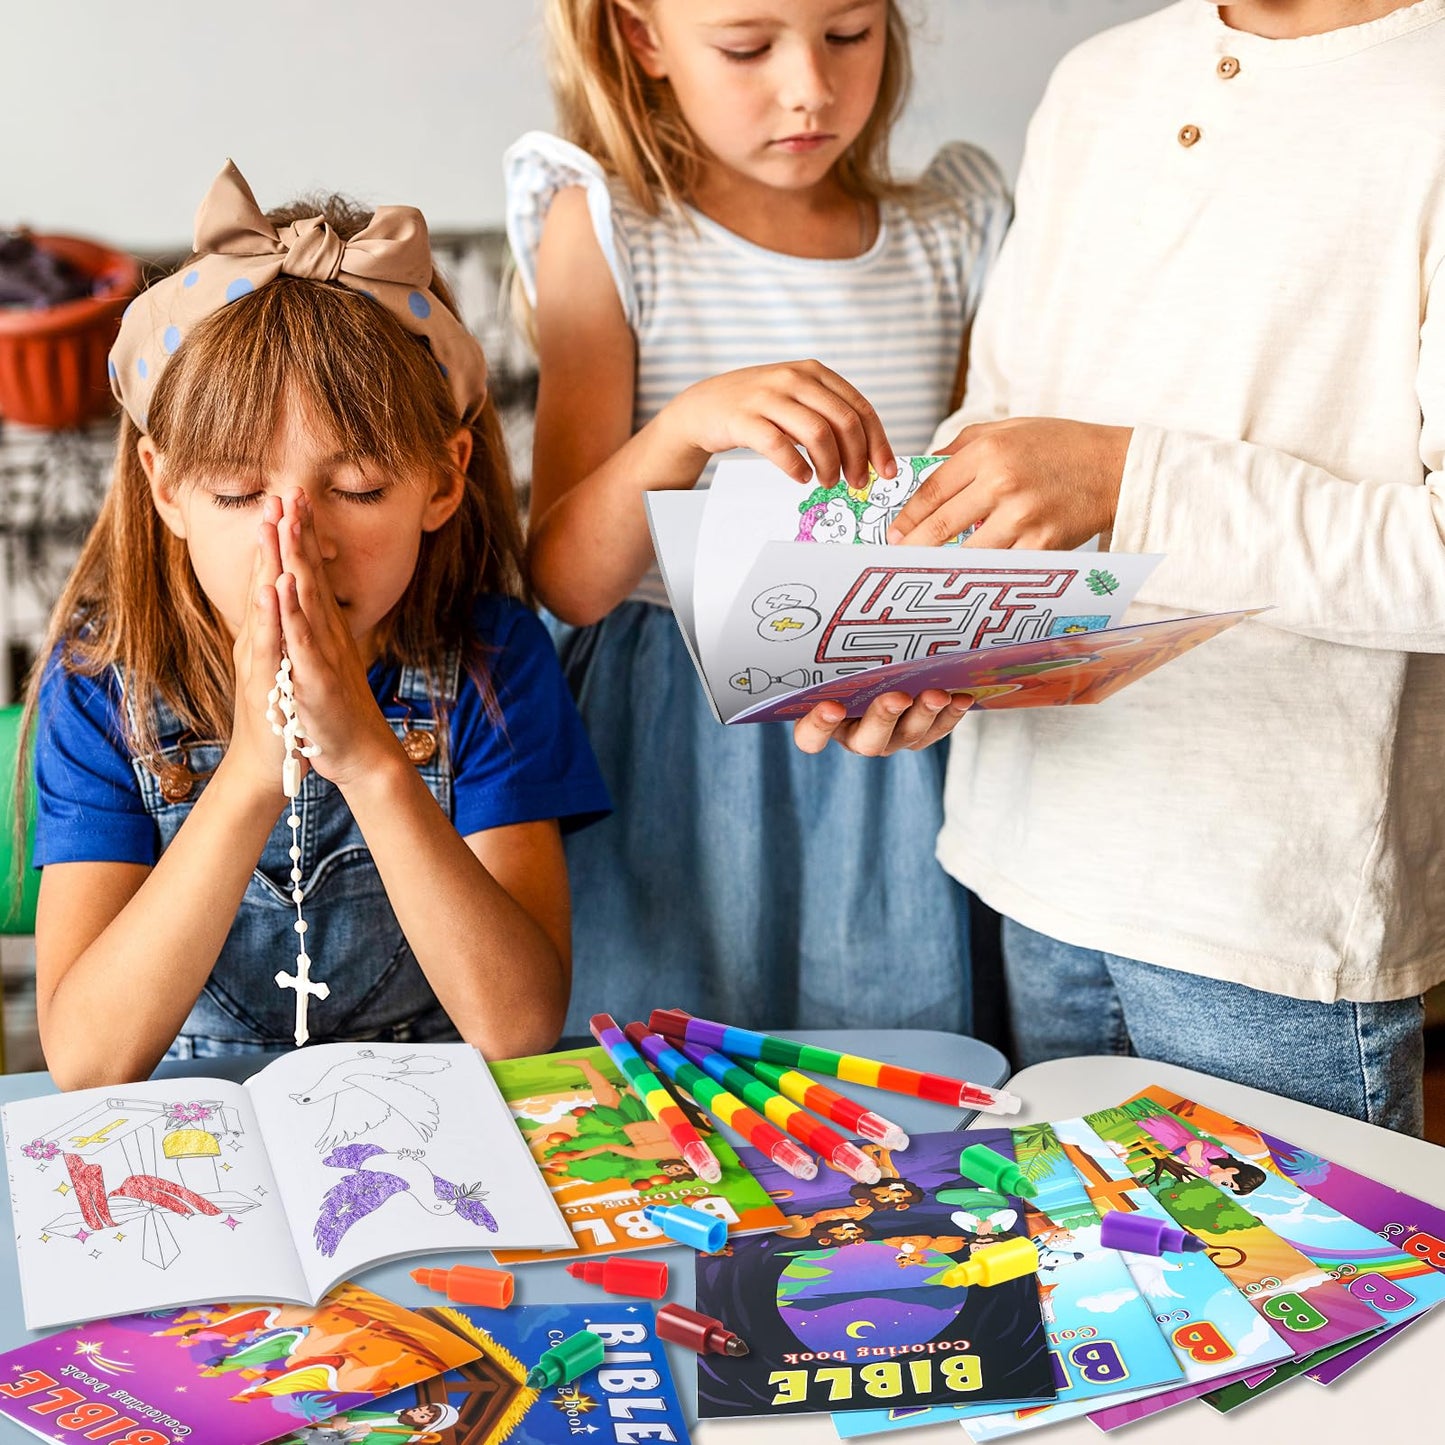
[844,1320,876,1339]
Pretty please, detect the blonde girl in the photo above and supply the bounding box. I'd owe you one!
[506,0,1009,1034]
[23,163,608,1088]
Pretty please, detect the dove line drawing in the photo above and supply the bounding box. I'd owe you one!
[288,1049,451,1153]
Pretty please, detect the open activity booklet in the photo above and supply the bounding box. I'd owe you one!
[645,455,1257,724]
[1,1041,573,1330]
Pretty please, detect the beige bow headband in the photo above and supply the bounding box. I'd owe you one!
[109,160,488,429]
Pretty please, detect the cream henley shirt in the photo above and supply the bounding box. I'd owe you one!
[931,0,1445,1003]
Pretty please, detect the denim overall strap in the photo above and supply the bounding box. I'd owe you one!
[134,652,464,1059]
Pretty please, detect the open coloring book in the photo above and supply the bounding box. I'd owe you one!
[1,1042,573,1330]
[645,455,1256,724]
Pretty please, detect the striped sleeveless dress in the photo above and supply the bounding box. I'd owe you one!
[506,131,1011,1036]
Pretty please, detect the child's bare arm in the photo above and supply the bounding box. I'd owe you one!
[34,768,282,1089]
[341,761,572,1058]
[528,188,895,626]
[527,187,647,623]
[269,491,574,1057]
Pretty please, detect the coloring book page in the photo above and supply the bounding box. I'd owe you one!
[3,1080,299,1332]
[2,1042,572,1330]
[646,456,1255,724]
[245,1042,574,1295]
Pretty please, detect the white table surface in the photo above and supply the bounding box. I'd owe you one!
[693,1056,1445,1445]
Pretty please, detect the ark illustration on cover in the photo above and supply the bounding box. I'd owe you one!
[692,1130,1055,1420]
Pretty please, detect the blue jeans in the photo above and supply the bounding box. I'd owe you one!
[1002,918,1425,1137]
[549,602,974,1035]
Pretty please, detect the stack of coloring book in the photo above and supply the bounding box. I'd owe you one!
[674,1104,1443,1438]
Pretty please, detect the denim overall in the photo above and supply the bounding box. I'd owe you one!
[129,659,464,1059]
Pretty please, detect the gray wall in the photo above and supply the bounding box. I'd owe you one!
[3,0,1164,249]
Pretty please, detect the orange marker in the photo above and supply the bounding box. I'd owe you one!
[411,1263,515,1308]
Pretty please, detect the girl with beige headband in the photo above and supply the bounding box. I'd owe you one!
[19,163,609,1088]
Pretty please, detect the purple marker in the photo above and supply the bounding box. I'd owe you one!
[1100,1210,1208,1255]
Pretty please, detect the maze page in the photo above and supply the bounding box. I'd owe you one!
[704,542,1158,721]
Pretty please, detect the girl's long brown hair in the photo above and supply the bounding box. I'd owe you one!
[13,194,528,894]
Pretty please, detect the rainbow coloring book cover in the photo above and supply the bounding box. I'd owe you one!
[488,1046,784,1266]
[0,1284,479,1445]
[1125,1086,1445,1402]
[644,455,1254,724]
[274,1302,688,1445]
[1081,1095,1385,1417]
[1045,1118,1295,1433]
[692,1130,1054,1420]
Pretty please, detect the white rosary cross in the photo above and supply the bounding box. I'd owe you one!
[266,656,328,1046]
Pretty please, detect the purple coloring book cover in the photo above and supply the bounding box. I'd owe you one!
[0,1285,479,1445]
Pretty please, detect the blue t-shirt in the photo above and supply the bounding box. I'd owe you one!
[34,596,610,867]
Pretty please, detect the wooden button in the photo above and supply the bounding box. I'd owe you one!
[156,762,195,803]
[1178,124,1202,148]
[400,728,438,765]
[1217,56,1240,79]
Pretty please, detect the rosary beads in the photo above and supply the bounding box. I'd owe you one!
[266,655,329,1046]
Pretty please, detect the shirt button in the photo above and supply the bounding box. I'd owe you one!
[1178,124,1202,147]
[1217,56,1240,79]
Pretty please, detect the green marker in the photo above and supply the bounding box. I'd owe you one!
[524,1328,606,1389]
[959,1143,1037,1199]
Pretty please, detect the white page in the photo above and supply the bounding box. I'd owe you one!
[645,490,721,722]
[703,542,1160,722]
[2,1080,303,1330]
[693,456,801,664]
[644,489,704,648]
[243,1041,575,1298]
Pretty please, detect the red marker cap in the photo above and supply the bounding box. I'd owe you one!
[565,1256,670,1300]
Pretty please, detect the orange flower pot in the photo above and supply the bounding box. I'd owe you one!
[0,234,140,430]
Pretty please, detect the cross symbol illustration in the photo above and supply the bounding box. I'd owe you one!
[69,1119,128,1148]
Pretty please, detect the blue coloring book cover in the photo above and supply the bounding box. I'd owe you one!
[274,1302,687,1445]
[1054,1117,1296,1433]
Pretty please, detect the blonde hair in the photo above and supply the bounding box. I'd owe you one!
[545,0,914,215]
[15,193,528,874]
[511,1,915,343]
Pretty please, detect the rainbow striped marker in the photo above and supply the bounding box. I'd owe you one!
[732,1053,909,1150]
[588,1014,722,1183]
[670,1037,882,1184]
[622,1022,819,1180]
[648,1009,1020,1115]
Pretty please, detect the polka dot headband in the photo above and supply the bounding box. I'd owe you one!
[108,159,489,430]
